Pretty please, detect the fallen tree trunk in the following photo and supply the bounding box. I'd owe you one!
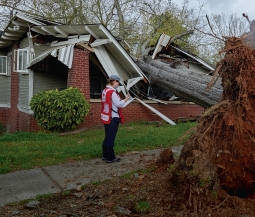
[135,57,223,108]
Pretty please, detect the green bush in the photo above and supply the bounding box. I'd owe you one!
[30,87,90,132]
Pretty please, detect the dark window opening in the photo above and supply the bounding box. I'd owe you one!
[31,56,68,94]
[89,55,107,99]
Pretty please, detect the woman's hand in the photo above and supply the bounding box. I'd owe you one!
[124,94,131,102]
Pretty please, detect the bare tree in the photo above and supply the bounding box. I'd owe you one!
[0,0,29,29]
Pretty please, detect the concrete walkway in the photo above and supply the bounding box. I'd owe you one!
[0,146,183,207]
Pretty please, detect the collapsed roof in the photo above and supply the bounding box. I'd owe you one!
[0,13,177,125]
[0,13,148,92]
[152,33,215,73]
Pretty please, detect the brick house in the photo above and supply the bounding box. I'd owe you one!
[0,13,204,133]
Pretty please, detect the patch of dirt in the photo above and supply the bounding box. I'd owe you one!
[1,148,255,217]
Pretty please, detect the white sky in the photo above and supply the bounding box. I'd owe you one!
[174,0,255,21]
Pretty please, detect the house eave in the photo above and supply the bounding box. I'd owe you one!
[0,12,62,49]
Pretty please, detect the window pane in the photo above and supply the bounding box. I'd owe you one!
[22,50,27,70]
[18,51,23,70]
[17,49,28,72]
[0,57,6,74]
[7,55,11,75]
[18,50,28,70]
[14,50,17,71]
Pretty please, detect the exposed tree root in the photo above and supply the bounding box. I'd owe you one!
[170,32,255,215]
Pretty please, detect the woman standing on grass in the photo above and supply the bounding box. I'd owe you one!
[101,75,130,163]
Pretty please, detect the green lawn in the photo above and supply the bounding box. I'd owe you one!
[0,121,196,174]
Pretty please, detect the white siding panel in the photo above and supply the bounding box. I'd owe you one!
[33,72,67,95]
[19,74,29,108]
[0,75,11,106]
[51,49,57,57]
[29,45,74,69]
[103,46,130,80]
[93,46,117,77]
[63,45,71,66]
[34,44,51,56]
[68,45,74,68]
[58,47,66,62]
[56,45,74,68]
[94,45,143,91]
[161,34,171,46]
[19,38,29,49]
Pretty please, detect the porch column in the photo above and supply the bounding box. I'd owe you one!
[67,48,90,100]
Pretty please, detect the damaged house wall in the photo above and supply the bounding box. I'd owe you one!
[0,14,204,133]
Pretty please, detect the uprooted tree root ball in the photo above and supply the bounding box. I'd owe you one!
[169,34,255,215]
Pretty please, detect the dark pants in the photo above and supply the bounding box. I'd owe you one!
[102,117,120,160]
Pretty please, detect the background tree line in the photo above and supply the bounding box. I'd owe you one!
[0,0,250,66]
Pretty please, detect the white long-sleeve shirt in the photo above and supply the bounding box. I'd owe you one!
[106,85,125,118]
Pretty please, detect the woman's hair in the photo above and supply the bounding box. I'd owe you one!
[107,79,115,85]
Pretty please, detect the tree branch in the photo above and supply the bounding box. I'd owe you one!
[206,14,217,36]
[169,30,194,43]
[242,13,251,24]
[194,27,224,42]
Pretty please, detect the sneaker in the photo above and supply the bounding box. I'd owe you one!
[106,157,121,163]
[102,157,107,161]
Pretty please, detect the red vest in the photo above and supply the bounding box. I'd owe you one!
[101,87,124,124]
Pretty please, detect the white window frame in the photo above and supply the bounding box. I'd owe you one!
[13,49,17,72]
[0,56,7,75]
[15,48,29,73]
[7,54,11,75]
[0,53,11,76]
